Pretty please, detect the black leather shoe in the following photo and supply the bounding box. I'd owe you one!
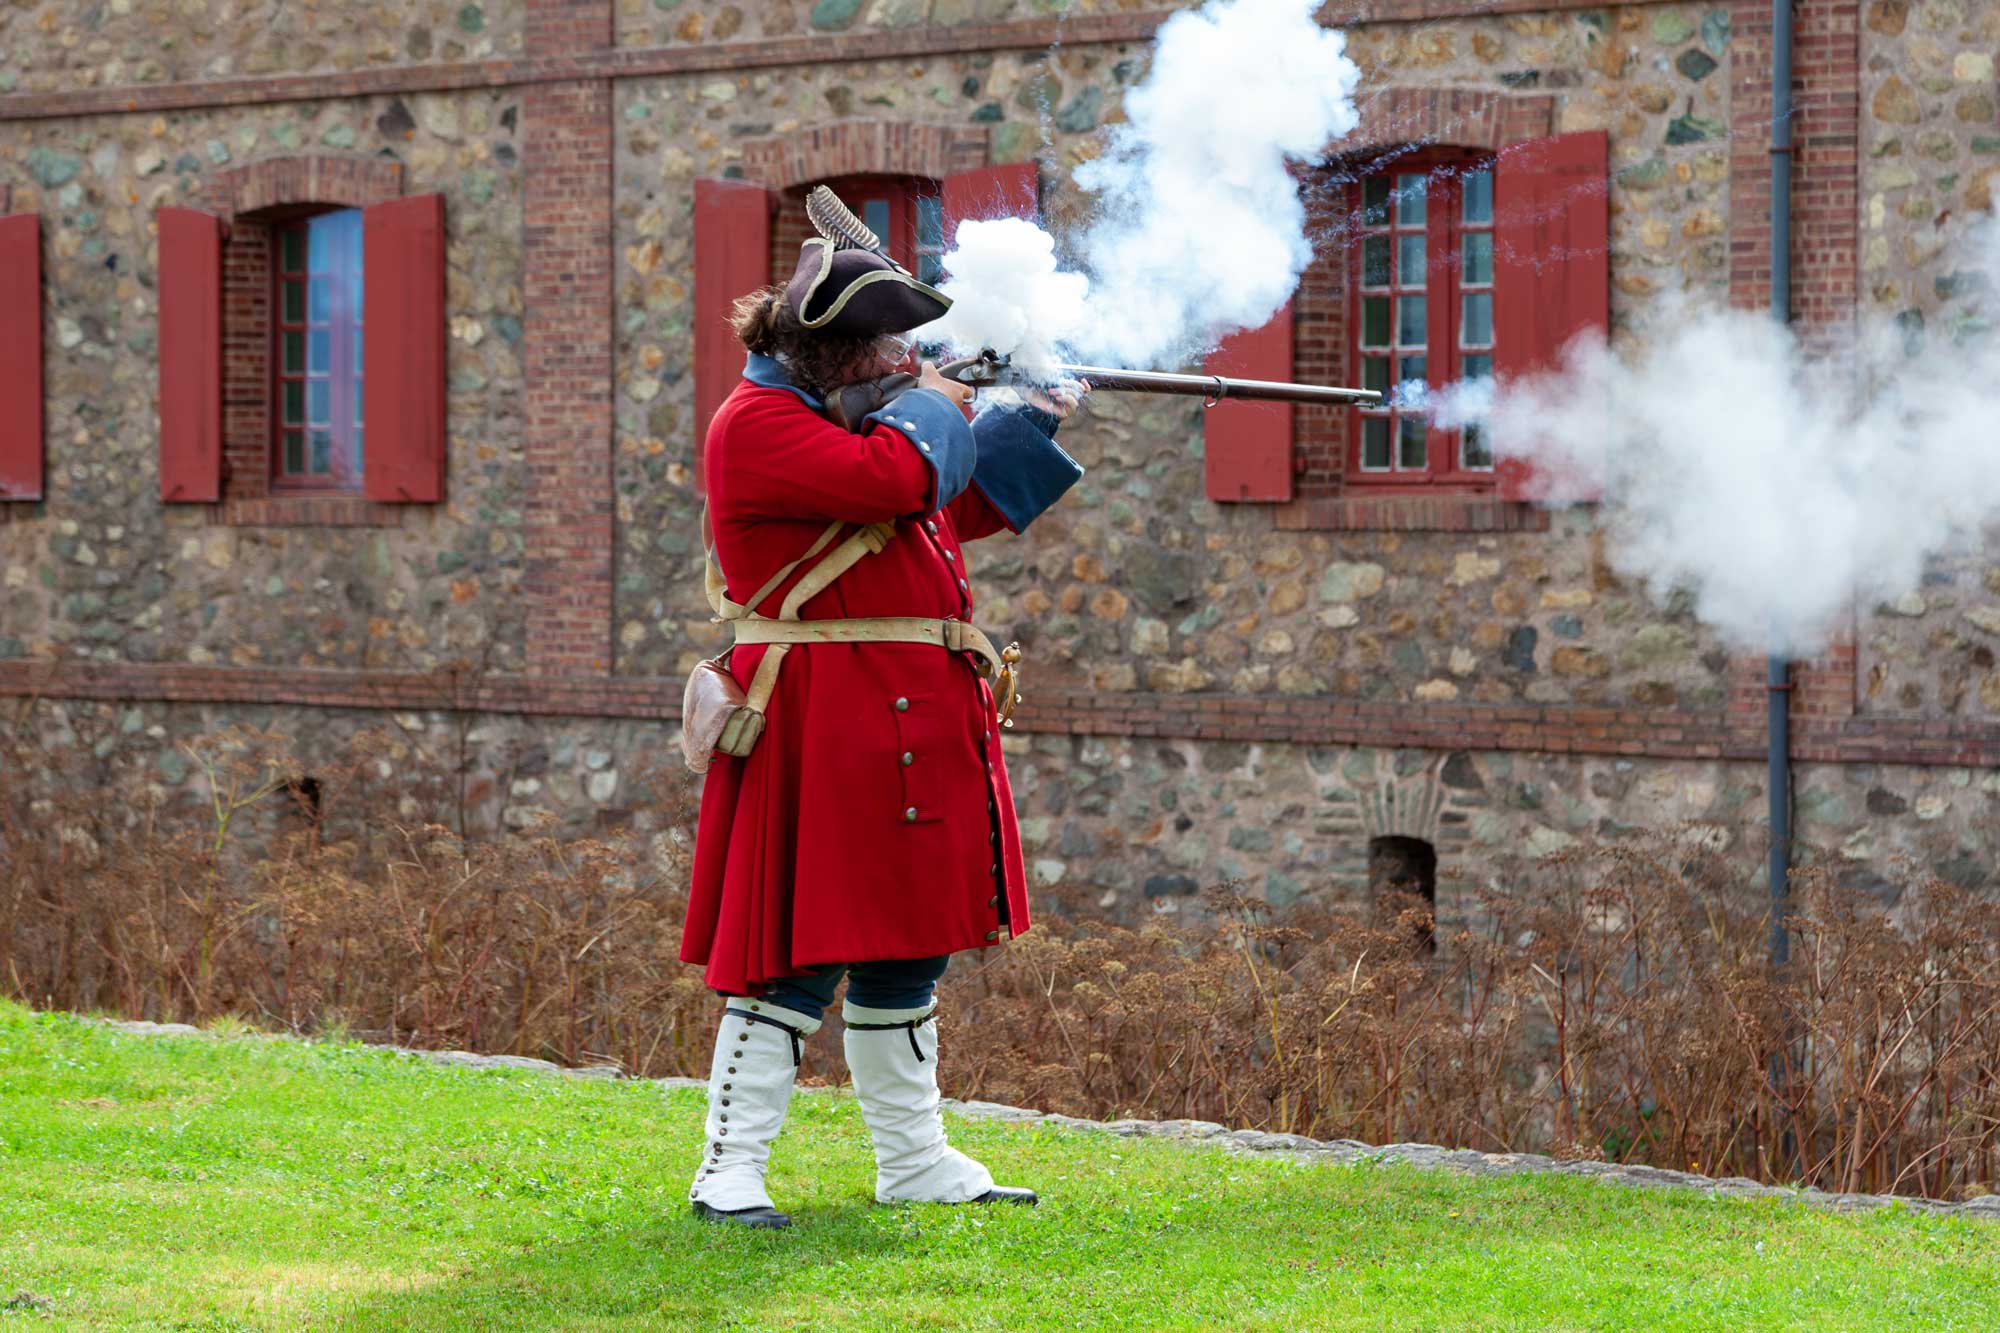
[692,1200,791,1229]
[969,1186,1038,1206]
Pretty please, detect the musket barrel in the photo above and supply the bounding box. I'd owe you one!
[1054,364,1380,406]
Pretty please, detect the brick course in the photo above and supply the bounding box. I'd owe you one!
[4,658,1995,769]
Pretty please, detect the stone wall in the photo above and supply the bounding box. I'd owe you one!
[1,0,1997,926]
[1852,0,2000,719]
[0,0,520,94]
[22,689,1995,933]
[0,92,529,671]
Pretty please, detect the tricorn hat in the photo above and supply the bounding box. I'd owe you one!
[782,185,951,337]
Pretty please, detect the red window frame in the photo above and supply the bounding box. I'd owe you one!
[820,174,946,286]
[1346,149,1496,490]
[271,209,365,493]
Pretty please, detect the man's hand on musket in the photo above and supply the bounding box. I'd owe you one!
[1023,378,1090,421]
[918,360,976,408]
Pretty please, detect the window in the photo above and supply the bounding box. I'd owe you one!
[272,209,365,492]
[1351,152,1495,486]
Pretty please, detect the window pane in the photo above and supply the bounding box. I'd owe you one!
[1398,416,1428,470]
[1361,175,1390,226]
[1361,296,1390,348]
[1397,234,1425,287]
[1462,170,1493,224]
[1463,353,1493,381]
[352,274,363,322]
[308,328,330,372]
[283,281,304,323]
[354,376,363,423]
[1361,357,1389,392]
[310,430,331,474]
[916,195,944,249]
[283,331,304,373]
[283,431,304,475]
[283,379,304,425]
[1398,354,1427,385]
[1395,173,1426,226]
[353,327,364,369]
[308,277,331,321]
[352,429,364,474]
[307,378,329,424]
[1463,423,1493,470]
[1462,292,1494,347]
[1396,295,1426,346]
[1361,235,1391,287]
[281,227,306,273]
[862,199,891,249]
[1362,416,1391,469]
[1463,231,1493,285]
[918,253,943,285]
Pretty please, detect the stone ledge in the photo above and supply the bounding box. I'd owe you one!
[78,1013,2000,1223]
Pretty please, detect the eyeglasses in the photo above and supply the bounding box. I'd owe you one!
[874,333,916,360]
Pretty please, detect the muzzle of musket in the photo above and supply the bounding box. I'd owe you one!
[936,348,1382,408]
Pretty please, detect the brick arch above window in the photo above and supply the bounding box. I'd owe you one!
[205,155,405,223]
[1332,87,1558,160]
[736,121,988,192]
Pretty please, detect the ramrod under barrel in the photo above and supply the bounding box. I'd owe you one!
[937,350,1382,407]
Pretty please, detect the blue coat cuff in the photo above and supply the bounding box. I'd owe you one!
[865,387,975,515]
[970,406,1085,532]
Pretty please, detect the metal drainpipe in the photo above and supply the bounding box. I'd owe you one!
[1766,0,1798,1180]
[1767,0,1794,972]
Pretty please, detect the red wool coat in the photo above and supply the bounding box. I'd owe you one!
[681,355,1083,996]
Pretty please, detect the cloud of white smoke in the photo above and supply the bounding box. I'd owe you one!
[916,0,1360,371]
[1453,213,2000,657]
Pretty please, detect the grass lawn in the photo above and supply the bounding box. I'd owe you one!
[2,1001,1996,1331]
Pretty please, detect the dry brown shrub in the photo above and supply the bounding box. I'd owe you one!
[5,718,1999,1200]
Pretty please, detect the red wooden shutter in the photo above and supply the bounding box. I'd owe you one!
[363,193,447,503]
[1202,305,1295,502]
[157,207,224,503]
[693,178,772,491]
[940,162,1041,245]
[0,214,42,502]
[1493,130,1609,502]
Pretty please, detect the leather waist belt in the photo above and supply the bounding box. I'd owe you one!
[731,616,1005,684]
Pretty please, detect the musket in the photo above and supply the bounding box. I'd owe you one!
[936,348,1381,407]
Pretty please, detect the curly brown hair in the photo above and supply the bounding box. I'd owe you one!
[730,287,898,399]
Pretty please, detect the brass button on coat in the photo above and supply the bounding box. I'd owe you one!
[901,751,914,766]
[894,697,909,712]
[985,929,1000,941]
[904,807,918,822]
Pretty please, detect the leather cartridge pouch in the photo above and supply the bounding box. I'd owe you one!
[680,654,761,775]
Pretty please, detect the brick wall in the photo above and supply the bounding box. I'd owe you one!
[521,0,616,675]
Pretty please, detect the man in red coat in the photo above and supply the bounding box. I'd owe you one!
[682,202,1086,1229]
